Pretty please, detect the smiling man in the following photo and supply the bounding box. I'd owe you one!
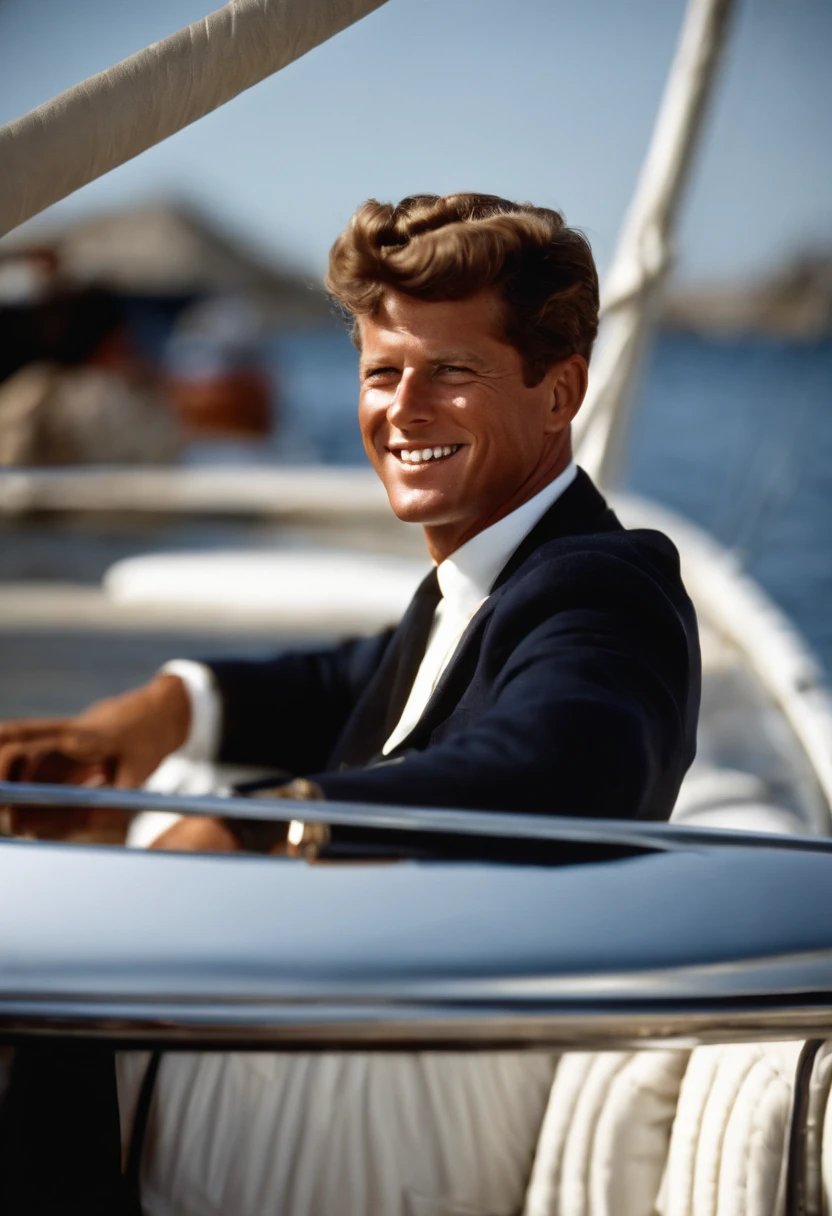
[0,192,700,846]
[0,193,702,1216]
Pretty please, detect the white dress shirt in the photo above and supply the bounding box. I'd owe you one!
[381,461,577,753]
[162,461,578,767]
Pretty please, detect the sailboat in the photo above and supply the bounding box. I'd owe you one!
[2,0,832,1212]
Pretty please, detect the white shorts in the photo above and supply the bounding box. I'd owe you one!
[124,759,555,1215]
[118,1049,556,1216]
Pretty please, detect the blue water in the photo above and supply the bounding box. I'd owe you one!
[631,335,832,676]
[236,328,832,675]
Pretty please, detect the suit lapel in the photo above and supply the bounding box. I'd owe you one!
[491,467,619,592]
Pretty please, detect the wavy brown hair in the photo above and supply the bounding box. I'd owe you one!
[326,193,599,386]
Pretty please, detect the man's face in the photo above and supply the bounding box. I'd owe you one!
[357,288,583,558]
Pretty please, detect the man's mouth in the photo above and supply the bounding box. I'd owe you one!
[391,444,463,466]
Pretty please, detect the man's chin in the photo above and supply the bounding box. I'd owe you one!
[384,487,458,527]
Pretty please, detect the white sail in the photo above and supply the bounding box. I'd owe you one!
[0,0,387,238]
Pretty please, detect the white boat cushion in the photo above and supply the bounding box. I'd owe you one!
[656,1041,804,1216]
[117,1049,556,1216]
[807,1042,832,1216]
[523,1049,689,1216]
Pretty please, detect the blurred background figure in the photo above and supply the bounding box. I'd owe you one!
[164,296,273,441]
[0,244,182,464]
[0,204,338,464]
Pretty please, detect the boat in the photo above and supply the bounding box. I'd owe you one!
[1,0,832,1211]
[2,788,832,1213]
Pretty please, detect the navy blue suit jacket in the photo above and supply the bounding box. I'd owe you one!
[206,469,700,822]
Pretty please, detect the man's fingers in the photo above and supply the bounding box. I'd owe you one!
[0,722,109,767]
[0,742,38,782]
[0,742,63,783]
[0,719,73,744]
[150,817,241,853]
[0,740,112,784]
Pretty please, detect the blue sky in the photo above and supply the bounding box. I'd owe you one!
[0,0,829,285]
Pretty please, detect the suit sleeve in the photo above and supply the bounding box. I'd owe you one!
[313,555,699,821]
[203,630,394,773]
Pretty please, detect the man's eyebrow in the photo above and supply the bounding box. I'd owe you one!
[359,350,491,371]
[430,351,489,368]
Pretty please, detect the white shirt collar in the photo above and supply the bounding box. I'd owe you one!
[435,461,578,612]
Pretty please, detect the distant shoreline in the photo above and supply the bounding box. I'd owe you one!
[661,253,832,339]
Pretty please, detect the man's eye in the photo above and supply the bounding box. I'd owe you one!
[438,365,472,375]
[365,367,398,380]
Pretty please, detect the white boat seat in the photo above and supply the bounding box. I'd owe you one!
[522,1041,832,1216]
[656,1041,802,1216]
[523,1051,689,1216]
[807,1042,832,1216]
[521,793,816,1216]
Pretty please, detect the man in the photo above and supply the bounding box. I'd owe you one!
[0,192,700,848]
[0,194,700,1216]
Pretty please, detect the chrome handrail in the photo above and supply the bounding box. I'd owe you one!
[4,780,832,855]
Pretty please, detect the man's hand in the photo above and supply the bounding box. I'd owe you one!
[149,816,242,853]
[0,673,191,840]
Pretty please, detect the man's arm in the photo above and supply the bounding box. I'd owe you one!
[158,550,699,851]
[202,630,395,772]
[145,631,396,852]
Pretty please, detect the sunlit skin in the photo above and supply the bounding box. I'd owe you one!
[357,289,589,563]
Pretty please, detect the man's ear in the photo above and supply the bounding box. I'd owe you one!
[544,355,588,433]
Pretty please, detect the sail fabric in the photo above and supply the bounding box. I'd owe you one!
[0,0,387,238]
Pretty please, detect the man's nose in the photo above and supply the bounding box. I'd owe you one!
[387,370,435,429]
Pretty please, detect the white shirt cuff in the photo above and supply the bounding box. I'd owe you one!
[160,660,222,763]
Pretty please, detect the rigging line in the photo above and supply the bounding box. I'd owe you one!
[0,0,389,237]
[575,0,737,489]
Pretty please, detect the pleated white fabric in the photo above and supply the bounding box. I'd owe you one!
[118,1049,556,1216]
[523,1050,689,1216]
[655,1041,803,1216]
[808,1043,832,1216]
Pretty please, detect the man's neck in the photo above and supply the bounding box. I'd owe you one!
[422,440,574,564]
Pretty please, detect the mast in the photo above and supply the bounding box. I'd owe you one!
[0,0,387,239]
[574,0,735,487]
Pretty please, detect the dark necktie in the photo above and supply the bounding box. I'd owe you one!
[329,567,442,769]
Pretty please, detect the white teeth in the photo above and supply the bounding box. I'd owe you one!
[397,444,460,464]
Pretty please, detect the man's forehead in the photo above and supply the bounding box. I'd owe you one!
[359,334,492,368]
[357,289,508,358]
